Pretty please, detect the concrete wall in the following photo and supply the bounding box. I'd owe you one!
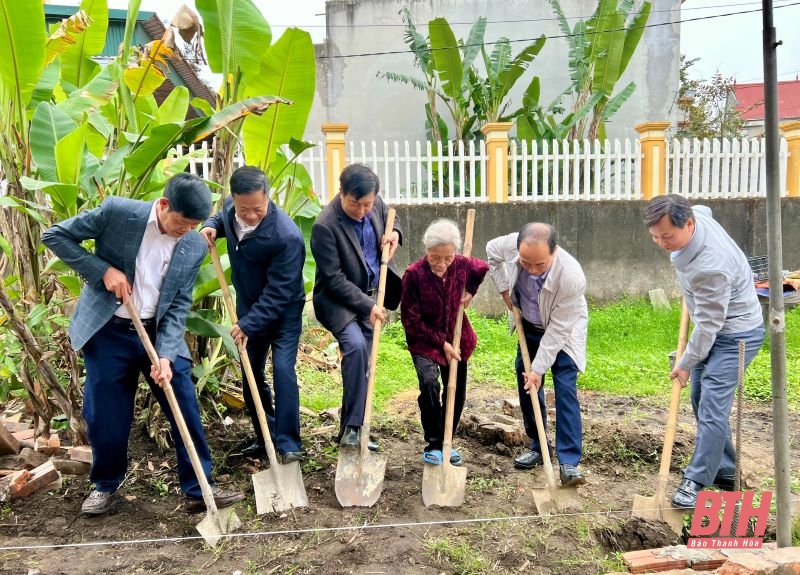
[390,198,800,317]
[309,0,681,142]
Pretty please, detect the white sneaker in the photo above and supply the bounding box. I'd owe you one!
[81,490,116,515]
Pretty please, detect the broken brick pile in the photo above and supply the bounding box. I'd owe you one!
[0,417,91,502]
[605,543,800,574]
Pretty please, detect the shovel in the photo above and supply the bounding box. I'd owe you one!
[632,299,691,534]
[208,244,308,514]
[125,301,241,547]
[512,307,582,514]
[421,208,475,508]
[334,209,396,507]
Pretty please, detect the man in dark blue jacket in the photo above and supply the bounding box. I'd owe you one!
[201,166,306,463]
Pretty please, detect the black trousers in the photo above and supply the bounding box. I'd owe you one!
[412,354,467,451]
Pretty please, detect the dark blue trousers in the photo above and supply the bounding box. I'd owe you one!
[242,301,303,455]
[515,328,583,466]
[686,327,765,486]
[334,317,374,435]
[82,321,213,498]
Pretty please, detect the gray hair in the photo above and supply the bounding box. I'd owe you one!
[644,194,694,228]
[422,218,462,251]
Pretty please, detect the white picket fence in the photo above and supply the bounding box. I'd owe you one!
[509,139,641,201]
[175,136,790,204]
[666,137,788,199]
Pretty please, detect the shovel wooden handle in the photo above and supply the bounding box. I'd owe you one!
[655,299,690,501]
[441,209,476,462]
[209,243,281,469]
[512,307,558,490]
[360,209,396,454]
[125,301,219,515]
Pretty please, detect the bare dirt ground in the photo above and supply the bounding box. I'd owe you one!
[1,387,797,575]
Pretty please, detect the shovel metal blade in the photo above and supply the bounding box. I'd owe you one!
[253,462,309,515]
[532,488,557,515]
[196,506,242,548]
[632,493,687,535]
[421,462,467,508]
[334,448,387,507]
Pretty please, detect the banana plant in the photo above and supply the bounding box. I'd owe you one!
[377,7,446,141]
[548,0,651,141]
[469,35,547,126]
[196,0,272,192]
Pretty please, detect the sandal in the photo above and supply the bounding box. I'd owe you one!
[449,448,463,467]
[422,449,443,465]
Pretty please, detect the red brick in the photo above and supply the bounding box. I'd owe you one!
[623,548,689,573]
[11,429,34,441]
[0,469,31,501]
[67,445,93,464]
[12,461,60,499]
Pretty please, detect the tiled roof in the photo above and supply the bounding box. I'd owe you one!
[142,15,216,110]
[732,79,800,121]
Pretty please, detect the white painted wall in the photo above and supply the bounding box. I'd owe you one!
[307,0,681,142]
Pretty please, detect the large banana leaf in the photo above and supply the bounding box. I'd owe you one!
[590,11,625,97]
[124,122,184,178]
[619,2,651,76]
[460,17,486,71]
[0,0,46,107]
[196,0,270,80]
[45,10,91,67]
[428,18,463,101]
[55,124,87,186]
[183,95,287,144]
[242,28,314,171]
[186,308,238,359]
[498,36,546,99]
[57,66,117,121]
[30,62,61,113]
[601,81,636,119]
[157,86,190,125]
[60,0,107,87]
[30,102,78,182]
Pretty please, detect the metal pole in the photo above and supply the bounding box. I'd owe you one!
[761,0,791,548]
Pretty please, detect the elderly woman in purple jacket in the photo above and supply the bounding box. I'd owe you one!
[401,219,489,466]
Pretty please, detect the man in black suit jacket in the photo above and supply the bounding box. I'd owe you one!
[311,164,402,449]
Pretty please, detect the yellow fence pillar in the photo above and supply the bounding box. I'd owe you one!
[322,123,349,203]
[635,122,671,199]
[481,122,513,203]
[780,120,800,197]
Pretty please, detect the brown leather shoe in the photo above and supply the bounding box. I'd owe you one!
[185,488,245,513]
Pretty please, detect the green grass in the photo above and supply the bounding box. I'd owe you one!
[297,299,800,414]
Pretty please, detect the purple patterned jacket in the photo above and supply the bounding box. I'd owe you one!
[401,255,489,366]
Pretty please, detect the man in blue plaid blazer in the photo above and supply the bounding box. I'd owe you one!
[43,174,244,515]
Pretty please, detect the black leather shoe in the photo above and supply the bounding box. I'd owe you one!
[185,488,245,513]
[514,450,544,469]
[241,440,266,459]
[339,426,360,448]
[672,478,703,509]
[339,426,381,452]
[713,473,736,491]
[281,451,304,464]
[559,464,586,487]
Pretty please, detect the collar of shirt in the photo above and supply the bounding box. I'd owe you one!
[234,213,259,240]
[671,223,697,261]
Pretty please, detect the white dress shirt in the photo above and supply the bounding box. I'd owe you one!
[115,202,179,320]
[234,213,258,241]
